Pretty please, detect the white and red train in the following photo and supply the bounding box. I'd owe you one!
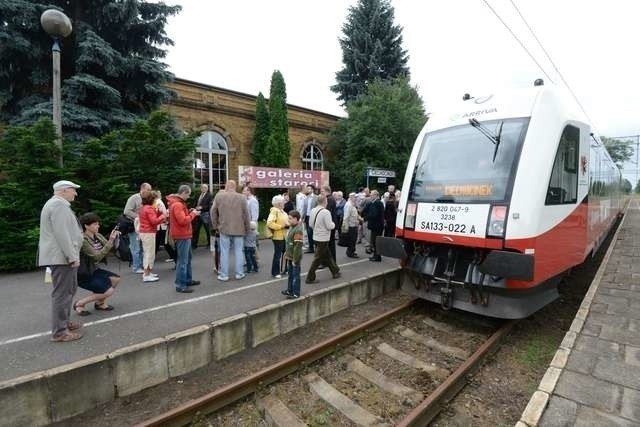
[378,81,623,318]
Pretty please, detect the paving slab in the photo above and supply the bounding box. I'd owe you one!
[529,200,640,425]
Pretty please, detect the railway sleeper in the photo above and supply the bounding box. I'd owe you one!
[257,393,306,427]
[341,355,424,403]
[395,325,470,360]
[304,373,391,427]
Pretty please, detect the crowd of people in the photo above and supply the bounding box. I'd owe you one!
[37,178,400,343]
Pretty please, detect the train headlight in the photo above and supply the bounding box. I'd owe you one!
[488,205,507,238]
[404,202,417,229]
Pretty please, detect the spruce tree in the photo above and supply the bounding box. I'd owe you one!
[252,92,270,165]
[331,0,410,104]
[0,0,180,140]
[264,70,290,167]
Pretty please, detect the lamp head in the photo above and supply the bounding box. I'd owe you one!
[41,9,72,39]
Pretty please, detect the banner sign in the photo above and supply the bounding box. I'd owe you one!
[239,166,330,189]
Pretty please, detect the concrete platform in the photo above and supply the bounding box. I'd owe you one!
[519,199,640,426]
[0,240,402,426]
[0,241,393,382]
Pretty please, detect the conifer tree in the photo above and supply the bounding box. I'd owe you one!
[331,0,410,104]
[252,92,270,165]
[264,70,290,167]
[0,0,180,139]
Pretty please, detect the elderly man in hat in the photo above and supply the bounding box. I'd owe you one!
[38,180,85,342]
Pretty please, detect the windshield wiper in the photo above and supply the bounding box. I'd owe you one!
[468,119,504,162]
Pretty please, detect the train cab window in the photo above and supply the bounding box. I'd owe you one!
[546,125,579,205]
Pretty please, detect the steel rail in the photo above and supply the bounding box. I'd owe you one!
[396,319,518,427]
[136,299,419,427]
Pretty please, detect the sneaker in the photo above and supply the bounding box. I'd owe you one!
[51,331,83,342]
[217,275,229,282]
[133,268,144,274]
[143,275,160,282]
[286,294,300,299]
[235,273,247,280]
[188,280,201,286]
[333,272,342,279]
[281,289,292,296]
[176,288,194,293]
[305,279,318,284]
[150,273,159,278]
[272,274,282,279]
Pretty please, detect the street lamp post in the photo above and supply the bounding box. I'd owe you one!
[40,9,72,168]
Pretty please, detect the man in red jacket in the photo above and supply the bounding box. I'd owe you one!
[167,185,201,293]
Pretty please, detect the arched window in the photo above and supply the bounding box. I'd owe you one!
[302,143,324,171]
[195,131,228,190]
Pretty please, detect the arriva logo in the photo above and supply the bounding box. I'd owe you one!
[450,107,498,121]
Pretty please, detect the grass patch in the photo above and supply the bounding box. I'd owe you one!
[515,334,558,368]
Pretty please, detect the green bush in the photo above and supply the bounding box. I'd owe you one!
[0,112,196,272]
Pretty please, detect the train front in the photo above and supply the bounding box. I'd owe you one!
[378,89,556,319]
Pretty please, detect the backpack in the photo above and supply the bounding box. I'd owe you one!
[114,234,132,263]
[117,214,135,235]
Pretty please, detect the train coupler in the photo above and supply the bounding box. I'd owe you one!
[440,286,454,310]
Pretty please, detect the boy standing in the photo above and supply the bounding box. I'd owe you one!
[244,221,259,273]
[283,210,304,299]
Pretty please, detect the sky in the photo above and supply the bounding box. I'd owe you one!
[165,0,640,177]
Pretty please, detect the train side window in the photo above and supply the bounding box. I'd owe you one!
[546,125,579,205]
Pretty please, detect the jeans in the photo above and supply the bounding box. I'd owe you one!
[128,231,144,271]
[219,234,244,278]
[175,239,192,290]
[286,260,301,296]
[244,247,258,272]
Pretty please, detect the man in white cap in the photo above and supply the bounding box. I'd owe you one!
[38,180,85,342]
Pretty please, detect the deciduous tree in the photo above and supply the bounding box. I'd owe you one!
[328,78,426,191]
[602,136,634,168]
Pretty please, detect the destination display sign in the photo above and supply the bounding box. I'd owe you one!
[414,203,490,237]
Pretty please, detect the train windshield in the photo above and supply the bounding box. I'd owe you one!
[410,117,529,202]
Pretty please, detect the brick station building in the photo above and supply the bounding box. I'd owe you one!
[164,78,340,190]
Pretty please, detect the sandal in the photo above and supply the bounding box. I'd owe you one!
[94,303,114,311]
[51,331,83,342]
[67,321,83,331]
[73,301,91,316]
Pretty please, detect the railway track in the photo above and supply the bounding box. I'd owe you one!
[137,300,516,426]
